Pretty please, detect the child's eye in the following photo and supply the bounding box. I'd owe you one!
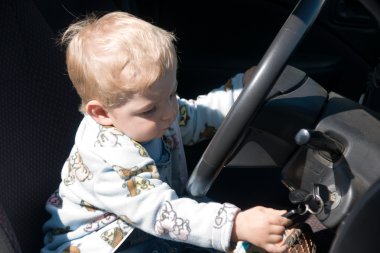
[170,91,177,100]
[170,83,178,100]
[141,107,156,115]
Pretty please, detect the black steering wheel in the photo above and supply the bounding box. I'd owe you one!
[186,0,327,197]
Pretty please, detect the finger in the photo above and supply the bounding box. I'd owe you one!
[268,224,286,236]
[268,214,291,227]
[267,233,284,244]
[281,217,292,227]
[263,243,289,253]
[265,208,288,216]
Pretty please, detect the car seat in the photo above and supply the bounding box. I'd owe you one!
[0,203,22,253]
[0,0,82,252]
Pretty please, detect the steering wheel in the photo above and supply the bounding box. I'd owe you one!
[186,0,327,197]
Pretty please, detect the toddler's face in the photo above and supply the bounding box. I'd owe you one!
[107,69,178,142]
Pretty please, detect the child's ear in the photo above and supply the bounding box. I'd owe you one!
[85,100,114,126]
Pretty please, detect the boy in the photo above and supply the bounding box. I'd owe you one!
[42,11,290,253]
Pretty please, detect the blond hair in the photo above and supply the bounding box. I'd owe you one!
[60,11,177,111]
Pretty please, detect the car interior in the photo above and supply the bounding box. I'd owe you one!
[1,0,380,252]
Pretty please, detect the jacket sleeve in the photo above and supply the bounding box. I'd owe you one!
[178,73,244,145]
[89,133,240,252]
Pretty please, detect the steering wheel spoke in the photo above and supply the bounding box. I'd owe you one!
[186,0,327,197]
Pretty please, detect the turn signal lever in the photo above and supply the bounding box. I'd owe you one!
[295,129,344,161]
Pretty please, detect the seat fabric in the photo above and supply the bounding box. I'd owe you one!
[0,0,82,252]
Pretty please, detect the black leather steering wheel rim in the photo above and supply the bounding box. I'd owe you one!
[186,0,327,197]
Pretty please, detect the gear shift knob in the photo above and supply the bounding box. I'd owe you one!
[295,129,344,161]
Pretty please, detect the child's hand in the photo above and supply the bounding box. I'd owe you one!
[231,206,291,253]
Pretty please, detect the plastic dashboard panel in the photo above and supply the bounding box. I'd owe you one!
[227,65,328,169]
[282,92,380,228]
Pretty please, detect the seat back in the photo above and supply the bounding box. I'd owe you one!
[0,203,22,253]
[0,0,82,251]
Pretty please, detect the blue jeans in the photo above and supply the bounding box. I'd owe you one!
[115,229,222,253]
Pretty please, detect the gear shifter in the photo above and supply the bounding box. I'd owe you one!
[295,129,344,161]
